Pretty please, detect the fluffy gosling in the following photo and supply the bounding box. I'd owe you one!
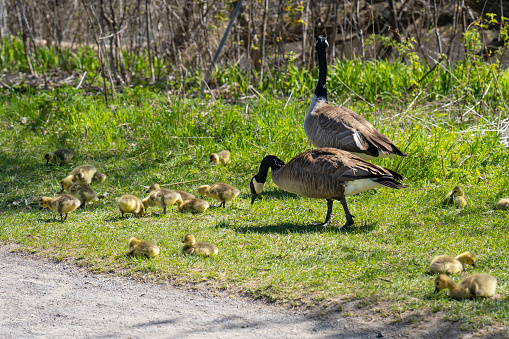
[445,186,468,208]
[118,195,144,217]
[176,198,210,213]
[61,179,98,209]
[146,184,194,201]
[434,274,497,300]
[198,183,240,208]
[209,150,231,165]
[429,252,476,274]
[495,198,509,210]
[62,165,97,185]
[174,190,195,201]
[92,171,107,183]
[142,189,182,214]
[181,234,218,257]
[39,194,81,221]
[44,148,73,165]
[127,237,160,258]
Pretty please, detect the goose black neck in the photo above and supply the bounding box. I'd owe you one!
[254,155,285,183]
[315,36,328,100]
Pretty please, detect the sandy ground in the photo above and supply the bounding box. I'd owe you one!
[0,245,506,338]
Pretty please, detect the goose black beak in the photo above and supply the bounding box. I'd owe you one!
[251,193,258,204]
[434,287,440,294]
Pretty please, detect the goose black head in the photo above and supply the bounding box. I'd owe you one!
[250,177,265,204]
[315,35,328,47]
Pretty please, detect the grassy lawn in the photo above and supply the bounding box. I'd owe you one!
[1,83,509,330]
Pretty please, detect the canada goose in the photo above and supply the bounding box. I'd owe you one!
[39,194,81,221]
[429,252,476,274]
[60,179,98,209]
[127,237,160,258]
[250,147,406,228]
[181,234,218,257]
[143,185,182,214]
[176,198,210,213]
[117,195,144,217]
[304,36,406,161]
[198,183,240,207]
[44,148,73,165]
[62,165,97,184]
[445,186,468,208]
[209,150,231,165]
[495,198,509,210]
[434,274,497,300]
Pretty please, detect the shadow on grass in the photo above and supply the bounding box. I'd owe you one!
[216,220,377,235]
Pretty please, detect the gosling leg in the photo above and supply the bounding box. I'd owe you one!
[339,197,355,229]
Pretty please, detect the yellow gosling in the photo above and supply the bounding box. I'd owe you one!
[117,195,144,217]
[209,150,231,165]
[429,251,476,274]
[146,184,194,201]
[62,165,97,185]
[495,198,509,210]
[61,180,98,209]
[142,189,182,214]
[181,234,218,257]
[176,198,209,213]
[445,186,468,208]
[174,190,195,201]
[39,194,81,221]
[91,171,107,183]
[434,274,497,300]
[198,183,240,208]
[127,237,160,258]
[44,148,73,165]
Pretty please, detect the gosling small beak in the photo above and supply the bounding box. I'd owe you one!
[145,189,150,193]
[39,206,43,210]
[434,287,440,294]
[59,188,64,193]
[251,193,258,204]
[472,263,476,267]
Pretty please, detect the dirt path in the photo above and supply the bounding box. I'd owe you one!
[0,245,497,338]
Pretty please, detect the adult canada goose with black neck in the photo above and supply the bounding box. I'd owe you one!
[304,35,406,161]
[250,147,406,229]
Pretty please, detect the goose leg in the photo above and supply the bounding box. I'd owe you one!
[339,197,355,229]
[311,199,334,227]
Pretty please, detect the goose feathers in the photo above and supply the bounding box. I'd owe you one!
[305,100,406,160]
[272,148,404,199]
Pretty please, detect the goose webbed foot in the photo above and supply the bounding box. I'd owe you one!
[339,217,355,230]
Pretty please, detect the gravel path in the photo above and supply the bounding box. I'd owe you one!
[0,245,491,338]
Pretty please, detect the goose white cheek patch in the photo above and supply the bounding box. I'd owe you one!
[252,178,265,194]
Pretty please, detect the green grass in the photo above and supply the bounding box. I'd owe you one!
[0,84,508,330]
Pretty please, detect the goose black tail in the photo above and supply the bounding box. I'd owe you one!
[374,177,406,189]
[385,168,405,182]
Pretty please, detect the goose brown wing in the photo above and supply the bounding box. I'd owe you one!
[314,104,405,157]
[287,148,394,182]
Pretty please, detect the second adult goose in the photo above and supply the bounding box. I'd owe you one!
[305,35,406,161]
[250,147,406,229]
